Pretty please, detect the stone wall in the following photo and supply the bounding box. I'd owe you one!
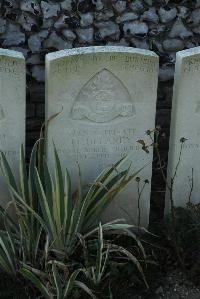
[1,0,199,147]
[0,0,200,216]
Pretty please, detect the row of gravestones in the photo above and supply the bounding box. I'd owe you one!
[0,46,199,228]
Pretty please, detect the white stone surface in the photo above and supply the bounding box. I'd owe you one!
[45,46,159,227]
[0,48,25,209]
[166,47,200,213]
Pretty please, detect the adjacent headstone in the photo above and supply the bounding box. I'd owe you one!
[0,49,25,209]
[45,46,159,227]
[166,47,200,212]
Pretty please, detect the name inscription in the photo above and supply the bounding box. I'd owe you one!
[51,54,157,75]
[183,58,200,73]
[57,127,138,162]
[0,57,23,75]
[183,143,200,150]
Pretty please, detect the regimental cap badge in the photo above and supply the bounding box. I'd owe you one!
[71,69,135,123]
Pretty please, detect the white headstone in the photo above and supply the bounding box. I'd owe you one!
[0,49,25,208]
[166,47,200,212]
[46,47,159,227]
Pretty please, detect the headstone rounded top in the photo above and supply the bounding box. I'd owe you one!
[177,46,200,58]
[45,44,159,227]
[46,46,158,62]
[166,46,200,213]
[0,48,24,59]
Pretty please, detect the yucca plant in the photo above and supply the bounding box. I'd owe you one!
[0,135,149,299]
[19,222,148,299]
[0,139,45,274]
[0,134,153,299]
[83,222,110,287]
[20,263,97,299]
[83,223,148,290]
[1,142,144,257]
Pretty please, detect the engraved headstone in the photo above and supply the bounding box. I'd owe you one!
[0,49,25,209]
[166,47,200,212]
[46,47,159,227]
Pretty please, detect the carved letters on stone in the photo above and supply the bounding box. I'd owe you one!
[0,105,5,121]
[71,69,135,123]
[0,48,25,212]
[46,47,159,228]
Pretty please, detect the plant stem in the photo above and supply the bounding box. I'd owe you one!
[151,130,185,268]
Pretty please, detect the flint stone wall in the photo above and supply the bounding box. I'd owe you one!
[1,0,200,219]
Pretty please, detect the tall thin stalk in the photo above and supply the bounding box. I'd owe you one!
[147,129,186,268]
